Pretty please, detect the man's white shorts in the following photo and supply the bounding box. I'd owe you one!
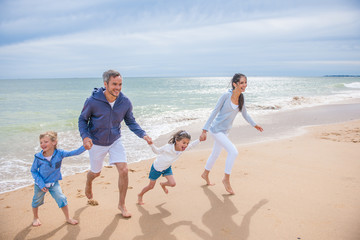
[88,138,126,173]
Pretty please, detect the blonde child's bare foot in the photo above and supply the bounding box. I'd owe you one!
[137,194,145,205]
[118,205,132,218]
[201,172,215,186]
[66,218,78,225]
[222,179,235,195]
[160,182,168,194]
[85,182,93,199]
[32,218,41,227]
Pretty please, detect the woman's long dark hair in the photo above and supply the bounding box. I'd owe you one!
[231,73,246,112]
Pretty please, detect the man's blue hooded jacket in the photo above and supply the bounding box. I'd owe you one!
[78,87,146,146]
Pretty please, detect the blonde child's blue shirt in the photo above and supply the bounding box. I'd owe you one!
[203,90,256,133]
[31,146,85,189]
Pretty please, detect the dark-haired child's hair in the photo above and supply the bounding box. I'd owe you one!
[168,130,191,144]
[231,73,246,111]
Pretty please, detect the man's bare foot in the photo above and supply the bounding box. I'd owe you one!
[66,218,79,225]
[85,181,93,199]
[137,194,145,205]
[118,205,132,218]
[32,218,41,227]
[201,172,215,186]
[222,179,235,195]
[160,182,168,194]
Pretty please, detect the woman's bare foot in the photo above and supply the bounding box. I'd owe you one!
[85,181,93,199]
[222,178,235,195]
[32,218,41,227]
[137,194,145,205]
[201,171,215,186]
[66,218,79,225]
[118,205,132,218]
[160,182,168,194]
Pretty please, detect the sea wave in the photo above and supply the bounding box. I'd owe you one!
[344,82,360,89]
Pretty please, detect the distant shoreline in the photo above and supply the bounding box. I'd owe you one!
[323,75,360,77]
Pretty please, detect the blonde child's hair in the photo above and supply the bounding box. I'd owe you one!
[168,130,191,144]
[39,131,58,149]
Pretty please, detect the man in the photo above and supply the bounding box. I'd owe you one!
[79,69,152,217]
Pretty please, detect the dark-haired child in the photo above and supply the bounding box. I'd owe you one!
[137,130,202,205]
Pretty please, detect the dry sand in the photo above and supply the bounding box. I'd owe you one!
[1,105,360,240]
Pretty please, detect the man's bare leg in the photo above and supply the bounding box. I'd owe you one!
[115,162,131,218]
[85,171,100,199]
[201,169,215,186]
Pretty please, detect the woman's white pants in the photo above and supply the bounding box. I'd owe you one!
[205,131,238,174]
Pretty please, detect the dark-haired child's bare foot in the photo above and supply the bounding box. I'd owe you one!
[222,178,235,195]
[137,194,145,205]
[160,182,168,194]
[118,205,132,218]
[32,218,41,227]
[66,218,78,225]
[201,171,215,186]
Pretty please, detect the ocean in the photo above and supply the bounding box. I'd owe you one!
[1,76,360,193]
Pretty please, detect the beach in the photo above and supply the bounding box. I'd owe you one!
[1,102,359,240]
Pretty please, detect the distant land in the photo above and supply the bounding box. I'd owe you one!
[324,75,360,77]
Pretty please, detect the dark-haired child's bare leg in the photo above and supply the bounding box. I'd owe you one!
[160,175,176,194]
[137,180,156,205]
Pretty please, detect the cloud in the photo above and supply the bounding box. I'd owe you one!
[0,0,359,78]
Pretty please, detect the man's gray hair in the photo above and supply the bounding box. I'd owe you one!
[103,70,122,84]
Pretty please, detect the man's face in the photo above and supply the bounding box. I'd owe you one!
[104,76,122,98]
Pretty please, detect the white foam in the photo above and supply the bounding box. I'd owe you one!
[344,82,360,89]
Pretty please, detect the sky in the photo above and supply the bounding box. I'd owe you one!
[0,0,359,78]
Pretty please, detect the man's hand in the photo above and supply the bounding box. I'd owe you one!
[143,135,153,145]
[83,137,93,150]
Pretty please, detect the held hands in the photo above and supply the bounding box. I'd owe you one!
[143,135,153,145]
[200,130,207,141]
[83,137,93,150]
[41,187,48,192]
[255,125,264,132]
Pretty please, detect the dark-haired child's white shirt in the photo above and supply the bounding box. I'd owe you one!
[150,139,200,172]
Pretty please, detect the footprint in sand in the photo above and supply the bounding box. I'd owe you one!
[87,199,99,206]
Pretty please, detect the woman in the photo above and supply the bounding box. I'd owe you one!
[200,73,263,194]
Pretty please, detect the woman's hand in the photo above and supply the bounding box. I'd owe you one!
[254,125,263,132]
[200,130,207,141]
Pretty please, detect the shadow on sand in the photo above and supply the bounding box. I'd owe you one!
[14,206,88,240]
[191,186,268,240]
[134,203,192,240]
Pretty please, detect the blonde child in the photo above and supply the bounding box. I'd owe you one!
[137,130,203,205]
[30,131,86,227]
